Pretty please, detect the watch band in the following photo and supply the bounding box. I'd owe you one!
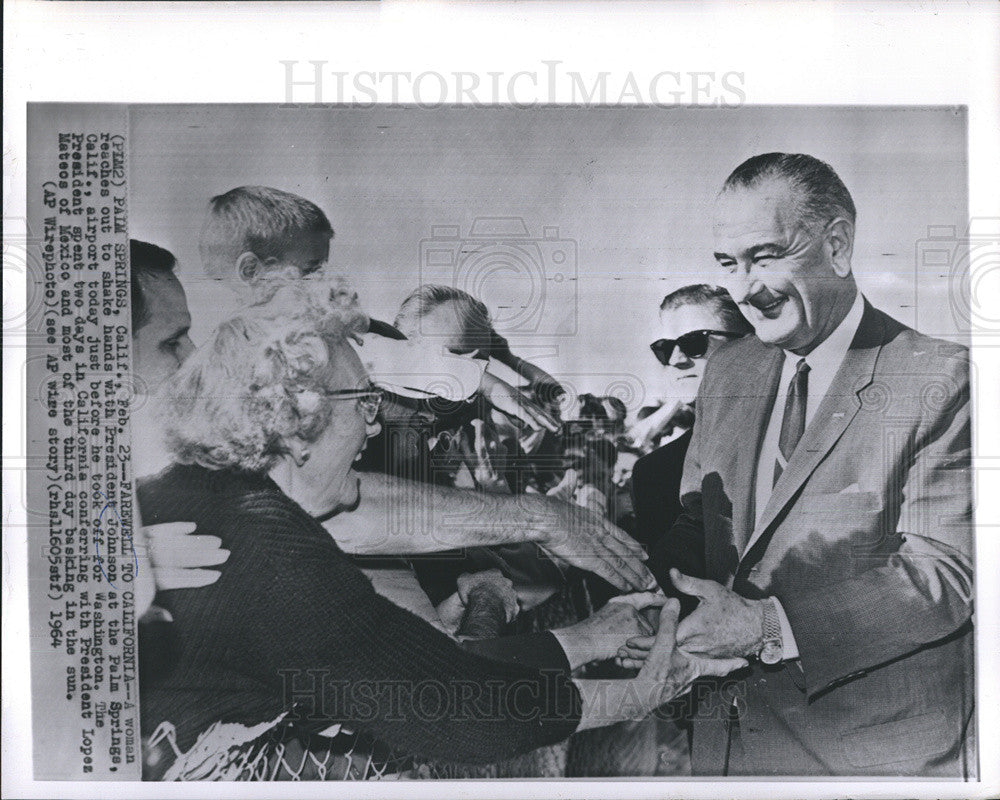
[759,598,783,664]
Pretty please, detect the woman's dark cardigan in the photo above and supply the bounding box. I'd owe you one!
[138,463,582,762]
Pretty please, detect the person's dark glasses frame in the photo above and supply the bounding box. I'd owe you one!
[324,386,385,424]
[649,330,743,366]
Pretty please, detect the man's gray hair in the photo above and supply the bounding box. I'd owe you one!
[721,152,856,235]
[394,284,492,342]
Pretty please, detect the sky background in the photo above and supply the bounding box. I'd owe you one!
[129,105,967,412]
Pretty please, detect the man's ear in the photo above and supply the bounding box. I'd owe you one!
[825,218,855,278]
[235,252,262,285]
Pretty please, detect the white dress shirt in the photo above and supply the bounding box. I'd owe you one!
[749,291,865,660]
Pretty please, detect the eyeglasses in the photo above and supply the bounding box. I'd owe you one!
[325,386,385,424]
[649,330,743,366]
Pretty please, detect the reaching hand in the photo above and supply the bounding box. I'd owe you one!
[481,372,562,434]
[530,494,655,592]
[625,400,684,450]
[437,569,520,638]
[671,569,766,659]
[546,467,580,503]
[633,601,749,708]
[456,569,520,624]
[551,591,665,669]
[146,521,230,592]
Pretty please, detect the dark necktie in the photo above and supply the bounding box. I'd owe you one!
[773,358,810,487]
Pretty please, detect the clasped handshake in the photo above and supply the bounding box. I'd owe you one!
[546,569,762,727]
[556,567,766,673]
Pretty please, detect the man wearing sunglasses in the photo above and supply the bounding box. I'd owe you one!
[633,286,754,451]
[631,286,752,604]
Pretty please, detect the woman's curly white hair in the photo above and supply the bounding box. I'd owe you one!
[165,276,369,472]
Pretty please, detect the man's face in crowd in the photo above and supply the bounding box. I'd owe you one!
[656,302,734,405]
[132,272,194,391]
[401,300,479,355]
[712,178,849,353]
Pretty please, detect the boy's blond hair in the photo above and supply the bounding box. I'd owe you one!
[199,186,333,280]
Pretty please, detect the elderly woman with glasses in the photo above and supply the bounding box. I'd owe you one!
[137,278,745,779]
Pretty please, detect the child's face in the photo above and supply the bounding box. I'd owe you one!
[228,231,332,300]
[275,232,331,277]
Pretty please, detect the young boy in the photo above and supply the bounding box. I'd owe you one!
[198,184,488,394]
[199,185,333,298]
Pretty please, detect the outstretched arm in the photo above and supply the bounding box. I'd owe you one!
[325,470,654,592]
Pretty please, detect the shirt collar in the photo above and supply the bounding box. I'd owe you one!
[783,290,864,374]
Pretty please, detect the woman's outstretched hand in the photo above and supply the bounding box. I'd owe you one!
[573,600,747,731]
[633,600,748,708]
[550,591,666,670]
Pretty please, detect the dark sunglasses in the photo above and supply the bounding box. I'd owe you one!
[649,330,743,366]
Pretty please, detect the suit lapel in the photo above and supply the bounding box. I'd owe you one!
[732,342,784,555]
[741,301,886,569]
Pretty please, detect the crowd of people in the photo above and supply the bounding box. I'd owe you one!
[130,152,974,780]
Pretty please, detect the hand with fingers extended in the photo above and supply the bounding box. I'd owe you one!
[134,521,228,618]
[147,521,230,592]
[616,568,767,666]
[481,371,562,435]
[550,591,666,670]
[528,493,656,592]
[575,600,748,730]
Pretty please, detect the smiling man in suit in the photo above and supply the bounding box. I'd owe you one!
[623,153,975,776]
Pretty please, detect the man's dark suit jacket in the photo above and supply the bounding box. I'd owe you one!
[676,300,975,777]
[630,430,705,618]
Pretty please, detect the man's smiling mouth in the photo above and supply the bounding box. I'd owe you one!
[749,294,787,317]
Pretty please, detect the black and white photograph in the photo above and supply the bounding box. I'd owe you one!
[4,2,999,798]
[20,101,978,781]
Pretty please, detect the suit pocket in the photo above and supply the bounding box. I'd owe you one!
[800,491,882,514]
[839,710,950,768]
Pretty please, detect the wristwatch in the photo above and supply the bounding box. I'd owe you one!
[758,598,784,665]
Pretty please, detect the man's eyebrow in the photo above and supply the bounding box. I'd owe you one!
[747,243,784,257]
[714,243,784,262]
